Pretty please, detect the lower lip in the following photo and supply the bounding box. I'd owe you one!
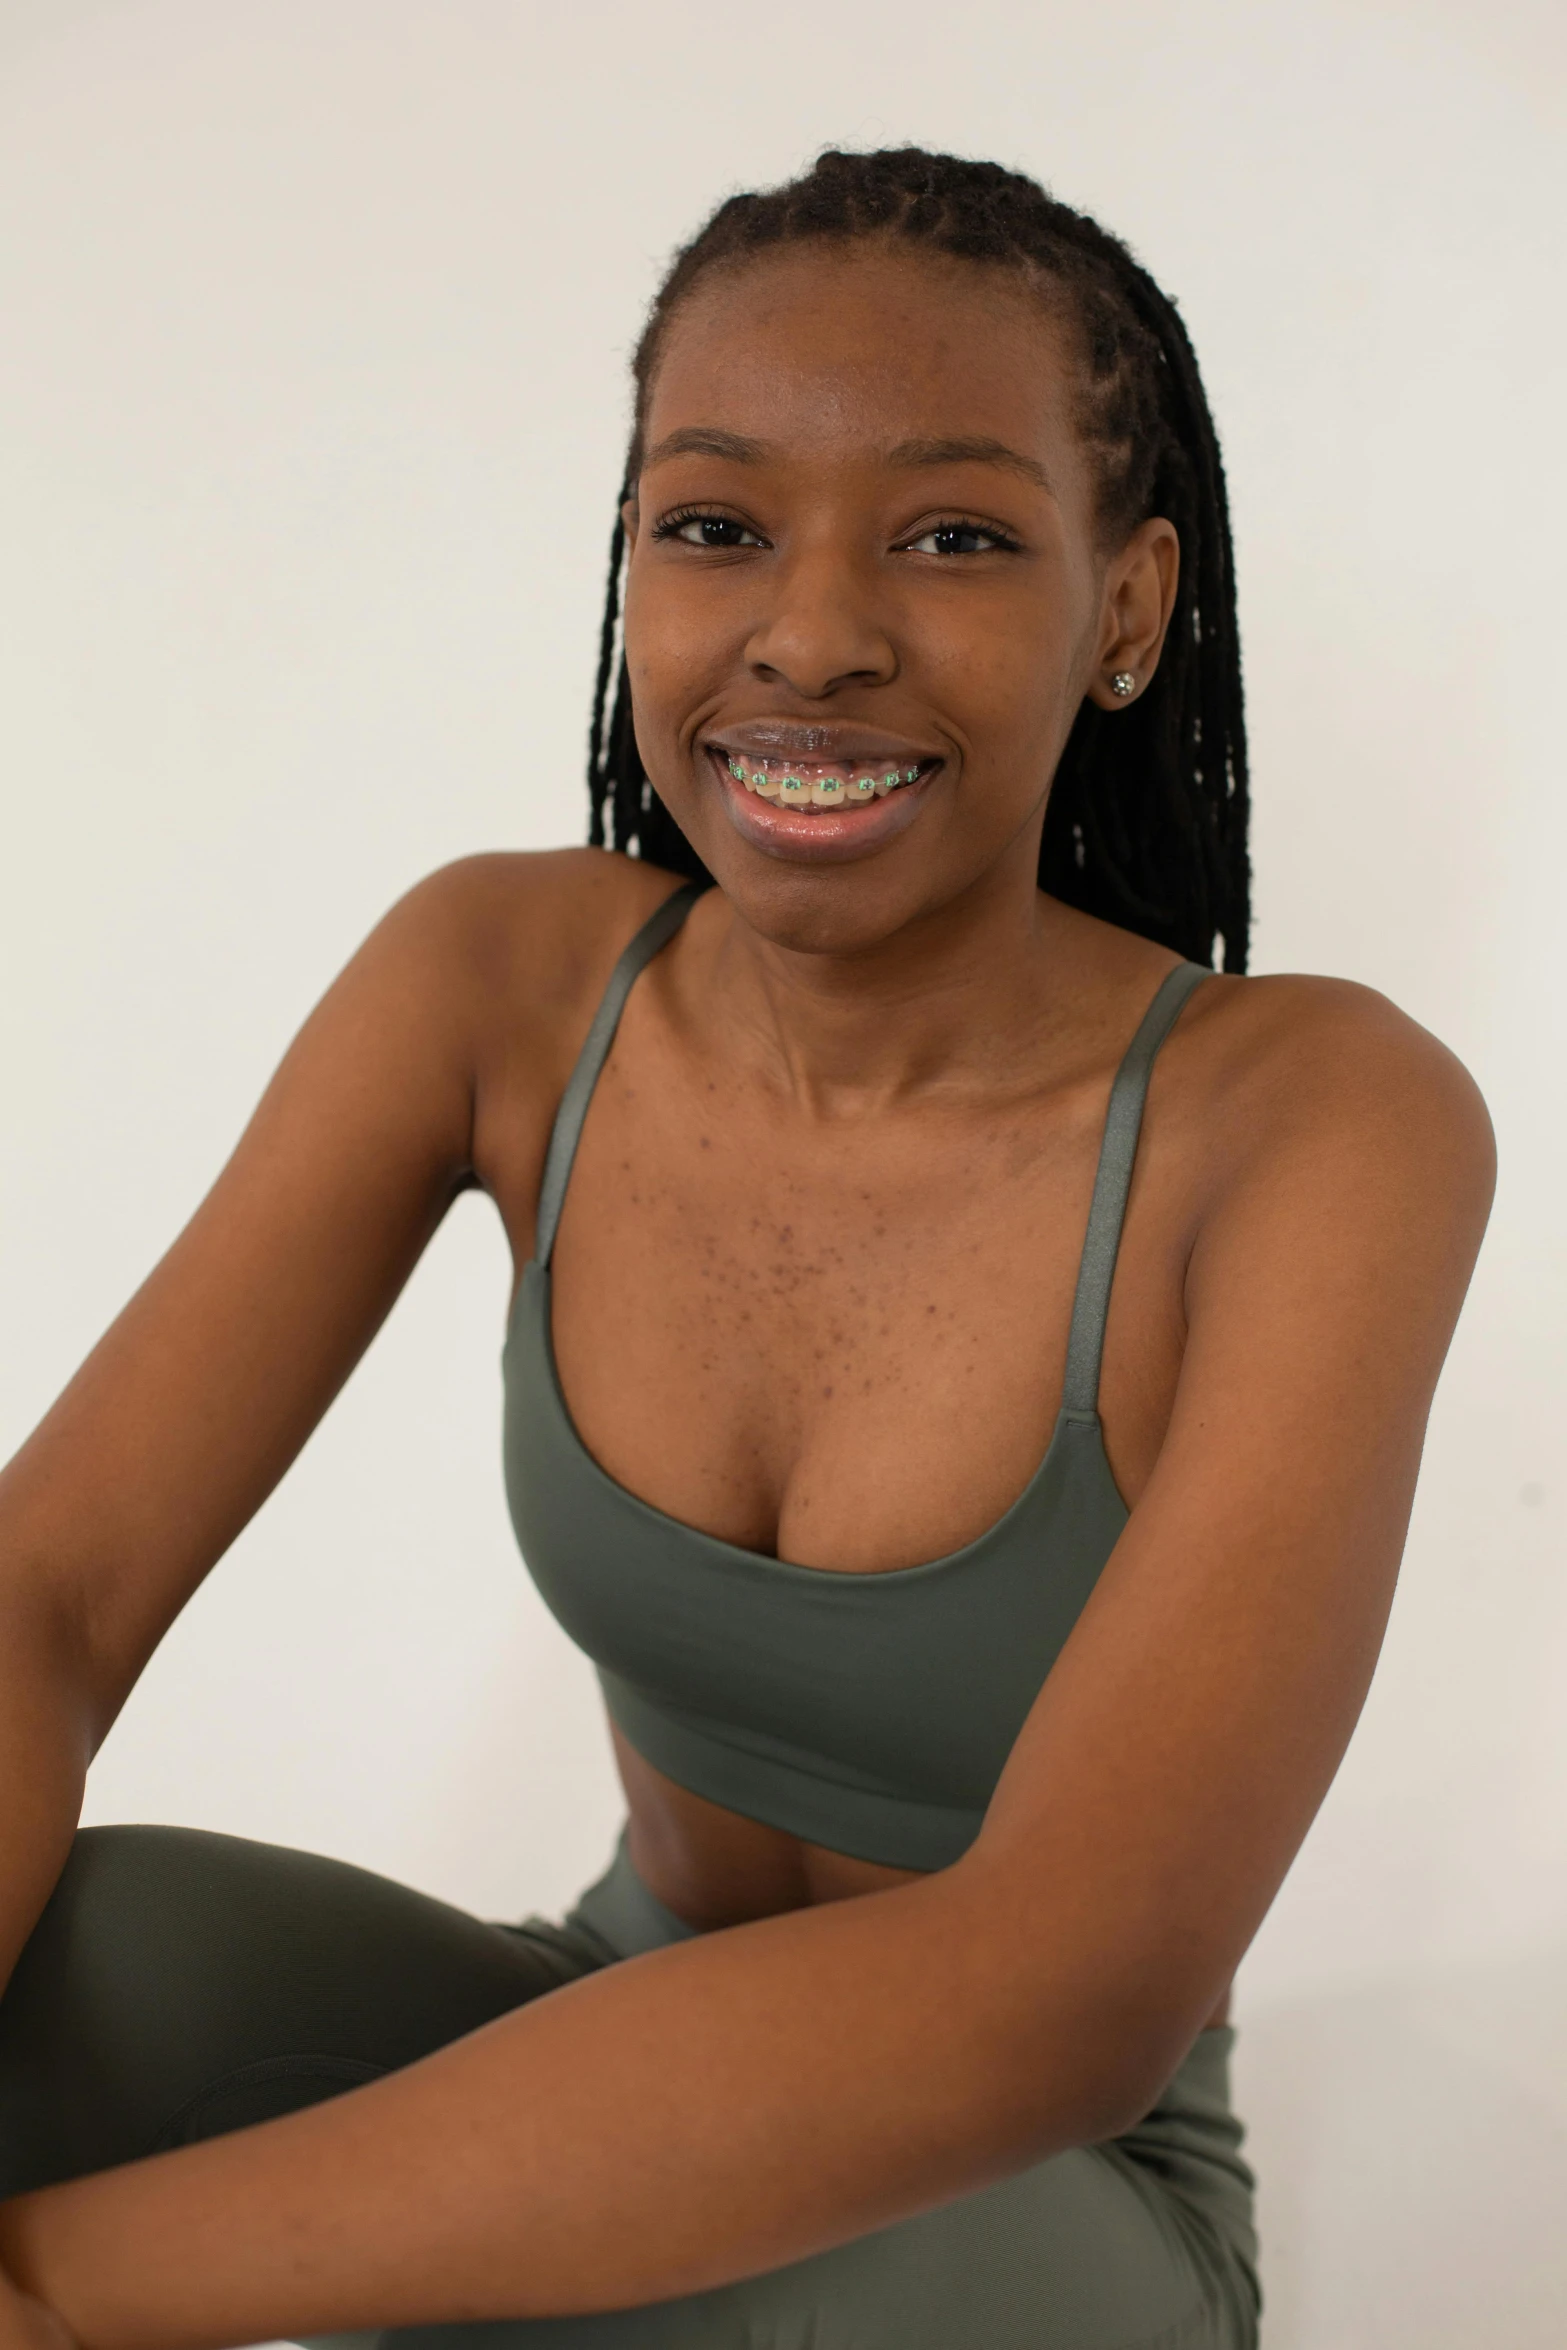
[710,752,938,865]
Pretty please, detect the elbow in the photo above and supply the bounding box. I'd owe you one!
[1086,2003,1230,2145]
[981,1991,1218,2158]
[1047,2058,1173,2153]
[1076,2052,1190,2146]
[0,1568,104,1745]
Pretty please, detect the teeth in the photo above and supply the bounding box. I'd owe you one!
[724,754,925,807]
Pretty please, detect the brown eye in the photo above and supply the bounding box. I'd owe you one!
[904,521,1015,556]
[656,512,766,549]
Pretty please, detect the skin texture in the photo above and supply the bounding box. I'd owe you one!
[0,245,1494,2348]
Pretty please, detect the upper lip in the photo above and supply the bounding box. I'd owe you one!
[705,720,943,766]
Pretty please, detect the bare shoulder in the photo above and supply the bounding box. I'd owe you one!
[1190,968,1493,1160]
[1177,968,1496,1268]
[257,846,690,1222]
[361,847,689,1071]
[372,848,694,1231]
[386,846,685,1008]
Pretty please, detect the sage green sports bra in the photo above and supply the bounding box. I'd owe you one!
[503,883,1209,1872]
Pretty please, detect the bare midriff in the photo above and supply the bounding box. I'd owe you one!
[612,1728,1233,2032]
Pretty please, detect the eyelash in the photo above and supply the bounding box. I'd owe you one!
[900,517,1022,557]
[650,507,1022,557]
[651,507,766,549]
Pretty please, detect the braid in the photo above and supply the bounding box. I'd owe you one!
[585,148,1250,970]
[585,513,622,850]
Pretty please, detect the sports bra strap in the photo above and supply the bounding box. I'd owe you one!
[534,881,705,1268]
[1059,960,1211,1419]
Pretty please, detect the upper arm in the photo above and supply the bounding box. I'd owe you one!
[0,853,572,1730]
[968,982,1495,2116]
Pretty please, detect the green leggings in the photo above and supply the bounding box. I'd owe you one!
[0,1826,1260,2348]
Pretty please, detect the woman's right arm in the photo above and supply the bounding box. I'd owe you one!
[0,850,600,1990]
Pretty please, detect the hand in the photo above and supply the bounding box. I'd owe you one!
[0,2276,76,2350]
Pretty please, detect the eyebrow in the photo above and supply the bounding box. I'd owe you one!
[641,427,770,469]
[886,436,1053,492]
[639,425,1053,494]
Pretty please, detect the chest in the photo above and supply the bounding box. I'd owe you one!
[543,1029,1189,1573]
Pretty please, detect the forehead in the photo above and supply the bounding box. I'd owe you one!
[642,243,1084,481]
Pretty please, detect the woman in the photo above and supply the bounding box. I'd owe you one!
[0,149,1492,2349]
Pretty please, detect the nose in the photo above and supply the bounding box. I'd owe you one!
[743,541,897,699]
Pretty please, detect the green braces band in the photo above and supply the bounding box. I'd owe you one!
[725,757,925,794]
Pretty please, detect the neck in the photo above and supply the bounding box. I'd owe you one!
[695,854,1079,1119]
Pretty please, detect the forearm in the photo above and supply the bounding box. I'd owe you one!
[0,1590,94,1994]
[0,1863,1116,2350]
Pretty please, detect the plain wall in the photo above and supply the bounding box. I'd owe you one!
[1,3,1563,2342]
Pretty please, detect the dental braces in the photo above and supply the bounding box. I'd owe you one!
[726,757,922,807]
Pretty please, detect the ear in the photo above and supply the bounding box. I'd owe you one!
[1085,517,1180,711]
[621,491,640,556]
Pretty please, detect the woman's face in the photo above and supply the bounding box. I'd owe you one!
[623,242,1176,955]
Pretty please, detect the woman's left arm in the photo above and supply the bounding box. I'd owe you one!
[0,988,1494,2350]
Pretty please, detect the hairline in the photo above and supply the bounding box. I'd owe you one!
[625,232,1086,489]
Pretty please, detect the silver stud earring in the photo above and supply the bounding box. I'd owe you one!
[1110,671,1137,699]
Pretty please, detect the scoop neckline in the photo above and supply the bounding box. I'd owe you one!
[506,1257,1127,1585]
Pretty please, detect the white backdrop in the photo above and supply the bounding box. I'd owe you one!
[1,4,1563,2343]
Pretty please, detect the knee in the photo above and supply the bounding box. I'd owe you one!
[0,1829,184,2191]
[0,1824,292,2196]
[2,1825,203,2037]
[25,1823,229,1965]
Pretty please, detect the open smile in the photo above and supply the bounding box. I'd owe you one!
[722,753,930,809]
[705,744,944,865]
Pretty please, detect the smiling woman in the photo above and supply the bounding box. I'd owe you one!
[0,150,1492,2350]
[592,150,1249,969]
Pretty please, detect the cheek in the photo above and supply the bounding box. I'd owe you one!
[915,588,1076,752]
[622,564,740,734]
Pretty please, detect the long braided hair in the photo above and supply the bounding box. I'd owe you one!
[587,148,1250,972]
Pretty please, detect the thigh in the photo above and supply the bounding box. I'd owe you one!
[386,2142,1232,2350]
[0,1824,596,2199]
